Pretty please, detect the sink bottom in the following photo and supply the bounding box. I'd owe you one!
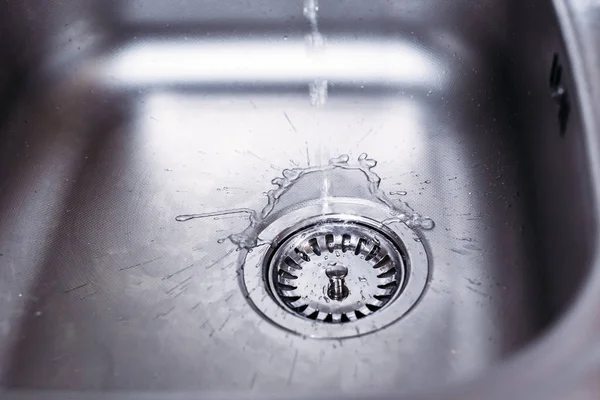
[0,0,595,396]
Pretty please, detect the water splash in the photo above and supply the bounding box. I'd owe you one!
[304,0,328,107]
[175,209,257,224]
[176,154,434,250]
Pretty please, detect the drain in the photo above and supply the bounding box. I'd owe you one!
[269,222,405,323]
[242,201,429,339]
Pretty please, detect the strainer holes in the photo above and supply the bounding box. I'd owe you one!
[373,255,390,269]
[325,234,335,252]
[374,294,392,302]
[278,270,298,280]
[294,248,310,262]
[307,310,319,320]
[284,257,302,270]
[295,304,309,313]
[377,267,397,279]
[355,237,368,255]
[365,244,380,261]
[342,234,351,252]
[377,282,398,290]
[278,284,298,291]
[308,238,321,255]
[365,303,381,312]
[244,211,430,337]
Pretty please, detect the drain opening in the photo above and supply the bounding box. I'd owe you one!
[267,221,406,324]
[243,206,429,339]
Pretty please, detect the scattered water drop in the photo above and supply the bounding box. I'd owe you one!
[358,276,367,282]
[335,251,340,257]
[419,218,435,230]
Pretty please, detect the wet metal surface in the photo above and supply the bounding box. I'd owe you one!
[0,0,599,399]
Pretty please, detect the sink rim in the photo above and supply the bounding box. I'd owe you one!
[433,0,600,398]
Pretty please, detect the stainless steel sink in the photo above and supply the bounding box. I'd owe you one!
[1,0,600,399]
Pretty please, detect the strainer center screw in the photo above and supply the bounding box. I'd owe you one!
[325,263,349,301]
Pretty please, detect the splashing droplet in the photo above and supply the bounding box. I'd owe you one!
[176,153,435,249]
[329,154,350,164]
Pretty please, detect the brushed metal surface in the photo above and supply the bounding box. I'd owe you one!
[0,0,599,399]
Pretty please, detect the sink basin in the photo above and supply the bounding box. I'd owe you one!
[1,0,600,398]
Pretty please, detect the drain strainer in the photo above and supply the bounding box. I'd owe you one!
[269,222,405,323]
[242,201,429,339]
